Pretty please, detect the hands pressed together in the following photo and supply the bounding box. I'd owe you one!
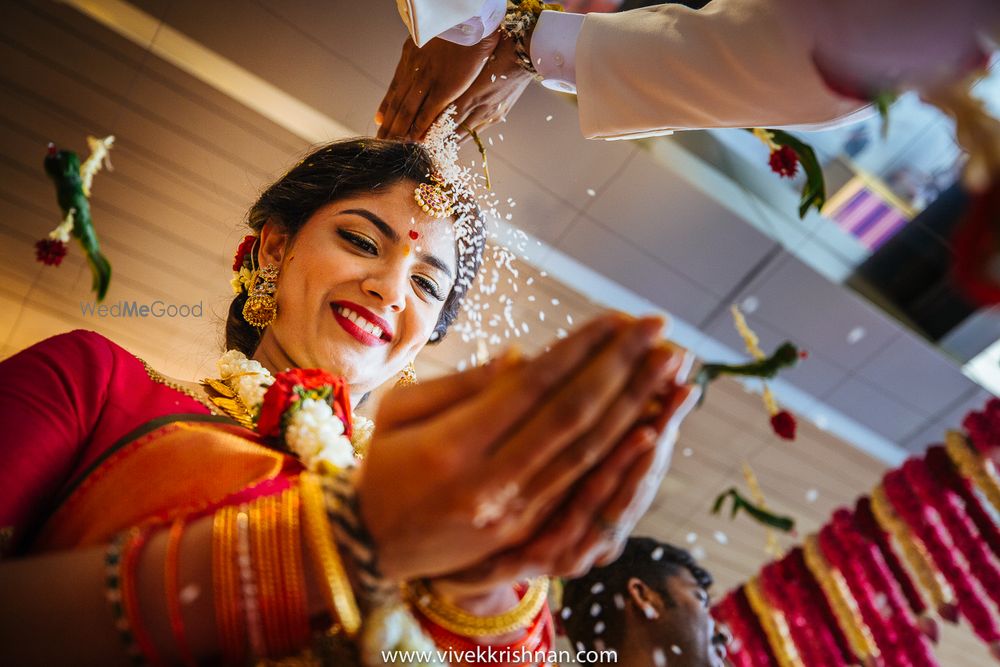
[376,32,533,142]
[357,312,699,593]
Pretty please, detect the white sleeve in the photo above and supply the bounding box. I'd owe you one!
[396,0,506,47]
[573,0,867,139]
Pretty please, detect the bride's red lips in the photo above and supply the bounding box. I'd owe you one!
[330,301,394,346]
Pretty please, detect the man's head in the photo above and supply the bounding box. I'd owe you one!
[561,537,728,667]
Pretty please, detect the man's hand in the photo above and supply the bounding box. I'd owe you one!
[451,35,534,142]
[377,33,500,141]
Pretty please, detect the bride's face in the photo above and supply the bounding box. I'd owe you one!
[256,180,458,394]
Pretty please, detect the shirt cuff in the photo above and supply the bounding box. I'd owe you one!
[530,10,585,94]
[438,0,506,46]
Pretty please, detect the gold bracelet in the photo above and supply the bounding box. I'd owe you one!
[300,472,362,637]
[407,577,549,638]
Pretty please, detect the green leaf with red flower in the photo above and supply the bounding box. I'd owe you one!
[767,129,827,218]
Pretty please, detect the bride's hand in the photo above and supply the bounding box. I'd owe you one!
[356,313,676,582]
[429,358,699,593]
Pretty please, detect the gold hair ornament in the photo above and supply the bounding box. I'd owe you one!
[414,174,454,219]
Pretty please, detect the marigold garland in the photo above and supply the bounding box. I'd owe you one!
[819,522,903,665]
[884,469,1000,645]
[903,458,1000,609]
[945,430,1000,514]
[744,576,803,667]
[803,534,878,663]
[854,497,937,642]
[870,485,957,620]
[832,510,937,667]
[962,398,1000,457]
[760,560,830,666]
[925,445,1000,559]
[784,548,855,665]
[713,589,777,667]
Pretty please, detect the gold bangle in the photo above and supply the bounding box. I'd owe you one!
[300,472,362,637]
[407,577,549,638]
[280,487,310,648]
[212,506,247,665]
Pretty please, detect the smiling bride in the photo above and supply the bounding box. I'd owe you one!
[0,136,697,665]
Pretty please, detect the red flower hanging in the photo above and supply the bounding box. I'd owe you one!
[770,410,797,440]
[34,238,68,266]
[769,146,800,179]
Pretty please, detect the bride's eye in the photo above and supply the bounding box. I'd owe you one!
[413,274,445,301]
[339,229,377,254]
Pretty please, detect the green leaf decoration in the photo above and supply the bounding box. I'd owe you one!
[711,488,796,532]
[768,129,827,218]
[874,91,898,139]
[43,146,113,301]
[694,341,801,401]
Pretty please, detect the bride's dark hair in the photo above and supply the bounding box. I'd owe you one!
[225,138,484,357]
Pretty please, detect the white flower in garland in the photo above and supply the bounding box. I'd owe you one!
[216,350,372,471]
[285,397,355,470]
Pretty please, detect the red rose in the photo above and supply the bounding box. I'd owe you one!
[768,146,799,179]
[35,238,68,266]
[256,368,353,438]
[232,234,257,272]
[770,410,797,440]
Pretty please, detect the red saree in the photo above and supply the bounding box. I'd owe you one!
[0,329,300,557]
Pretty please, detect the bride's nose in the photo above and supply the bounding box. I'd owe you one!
[361,269,406,313]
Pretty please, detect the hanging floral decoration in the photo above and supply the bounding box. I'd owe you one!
[696,305,804,441]
[713,397,1000,666]
[748,128,827,218]
[712,487,796,533]
[39,135,115,301]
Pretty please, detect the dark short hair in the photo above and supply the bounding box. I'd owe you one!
[225,137,485,356]
[561,537,713,652]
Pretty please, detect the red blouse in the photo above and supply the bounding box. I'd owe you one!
[0,329,214,555]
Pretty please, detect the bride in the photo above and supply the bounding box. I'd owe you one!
[0,137,697,665]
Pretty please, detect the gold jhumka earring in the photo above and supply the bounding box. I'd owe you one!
[242,264,279,328]
[396,362,418,387]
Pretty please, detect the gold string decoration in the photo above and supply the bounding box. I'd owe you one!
[743,463,782,558]
[870,485,955,611]
[945,430,1000,513]
[731,305,781,416]
[802,534,878,662]
[744,576,803,667]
